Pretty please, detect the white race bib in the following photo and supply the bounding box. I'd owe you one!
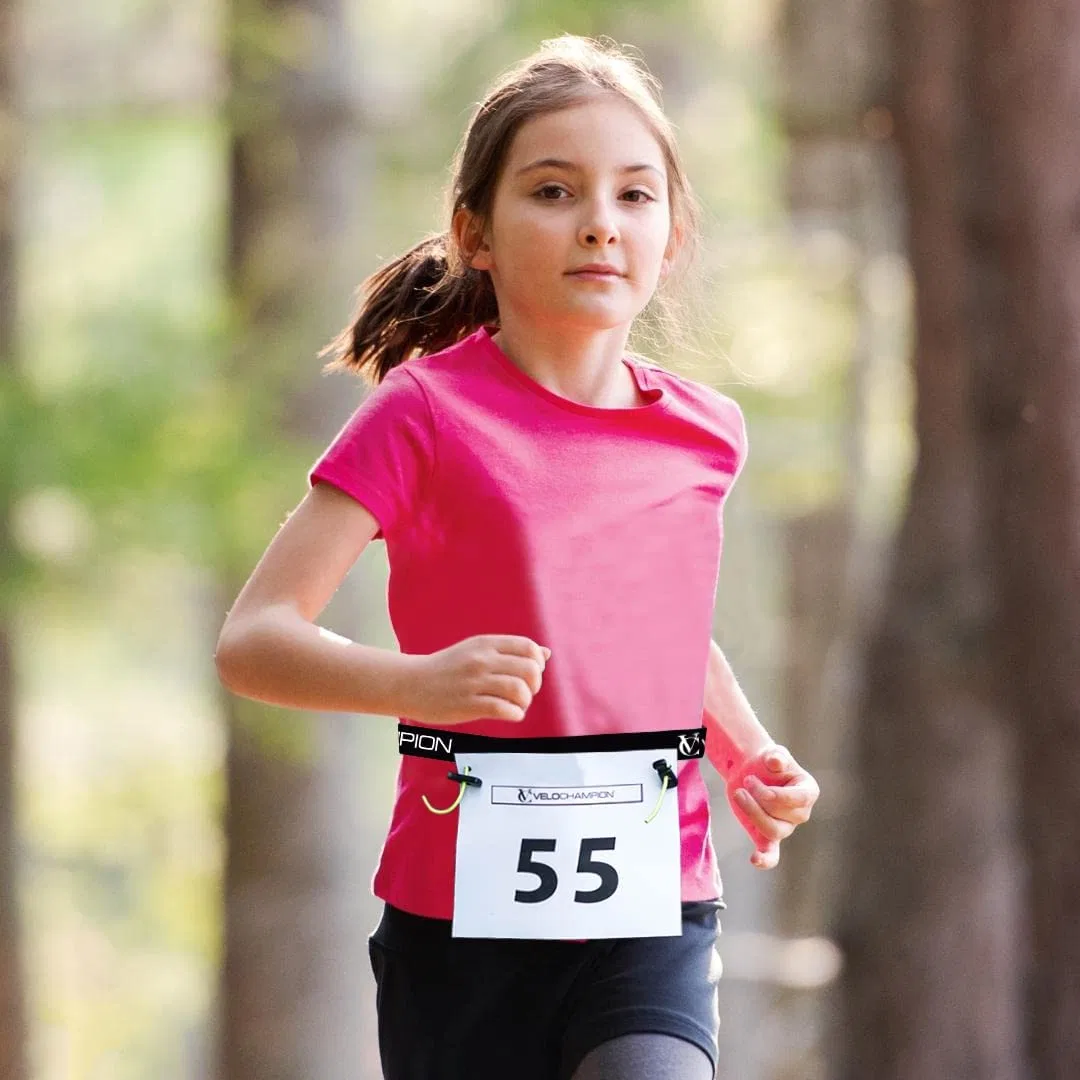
[451,748,681,940]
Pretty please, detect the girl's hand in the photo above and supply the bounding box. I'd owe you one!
[405,634,551,727]
[727,745,819,870]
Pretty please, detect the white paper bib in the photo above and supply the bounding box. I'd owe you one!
[450,747,682,940]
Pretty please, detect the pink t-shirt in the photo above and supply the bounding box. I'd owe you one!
[309,326,747,921]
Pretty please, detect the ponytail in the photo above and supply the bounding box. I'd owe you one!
[320,232,499,384]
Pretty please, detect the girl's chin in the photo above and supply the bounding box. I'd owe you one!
[498,292,644,333]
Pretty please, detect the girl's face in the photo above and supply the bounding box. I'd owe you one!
[462,94,680,334]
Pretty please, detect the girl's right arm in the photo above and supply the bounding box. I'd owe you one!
[214,482,548,726]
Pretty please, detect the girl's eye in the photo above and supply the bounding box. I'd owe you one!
[531,185,656,203]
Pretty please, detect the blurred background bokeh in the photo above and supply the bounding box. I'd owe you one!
[2,1,1078,1079]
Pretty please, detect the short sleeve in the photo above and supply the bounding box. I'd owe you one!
[308,365,435,540]
[727,397,749,489]
[699,384,748,498]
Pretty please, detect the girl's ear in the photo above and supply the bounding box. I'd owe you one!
[660,221,685,281]
[452,208,493,271]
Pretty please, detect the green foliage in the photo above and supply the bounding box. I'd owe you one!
[5,114,317,601]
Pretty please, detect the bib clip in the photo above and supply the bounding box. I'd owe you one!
[422,765,482,816]
[645,758,678,824]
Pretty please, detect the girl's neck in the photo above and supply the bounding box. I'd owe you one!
[490,317,643,409]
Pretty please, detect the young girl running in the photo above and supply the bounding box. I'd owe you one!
[216,34,819,1080]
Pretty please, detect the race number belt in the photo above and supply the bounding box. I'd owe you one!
[397,724,708,762]
[398,725,707,940]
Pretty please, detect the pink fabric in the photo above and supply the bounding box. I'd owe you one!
[309,326,747,920]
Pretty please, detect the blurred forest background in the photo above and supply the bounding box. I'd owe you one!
[1,1,1078,1079]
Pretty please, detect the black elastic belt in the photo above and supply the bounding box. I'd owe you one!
[397,724,707,762]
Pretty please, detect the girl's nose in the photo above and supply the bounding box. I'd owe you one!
[578,206,619,247]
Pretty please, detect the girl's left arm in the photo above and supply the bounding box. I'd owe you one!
[701,637,773,779]
[702,638,821,869]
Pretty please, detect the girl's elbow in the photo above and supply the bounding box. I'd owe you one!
[214,620,250,694]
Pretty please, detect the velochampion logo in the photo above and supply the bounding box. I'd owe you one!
[678,733,704,758]
[492,784,643,806]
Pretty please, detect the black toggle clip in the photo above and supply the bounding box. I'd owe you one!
[447,770,482,788]
[652,759,678,789]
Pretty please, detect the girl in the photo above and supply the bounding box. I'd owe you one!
[216,35,819,1080]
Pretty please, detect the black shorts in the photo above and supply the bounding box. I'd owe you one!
[368,900,723,1080]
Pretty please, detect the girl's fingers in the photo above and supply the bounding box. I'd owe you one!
[746,775,817,825]
[734,750,819,866]
[734,787,795,842]
[750,842,780,870]
[765,745,795,774]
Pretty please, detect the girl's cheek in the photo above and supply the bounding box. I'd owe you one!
[524,215,565,241]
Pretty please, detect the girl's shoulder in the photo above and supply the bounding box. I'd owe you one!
[628,355,748,469]
[389,328,489,385]
[363,332,483,404]
[631,353,745,419]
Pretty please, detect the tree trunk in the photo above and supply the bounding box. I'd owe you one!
[0,0,28,1074]
[966,3,1080,1075]
[220,2,376,1078]
[837,0,1025,1076]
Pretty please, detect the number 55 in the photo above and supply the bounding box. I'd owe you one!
[514,837,619,905]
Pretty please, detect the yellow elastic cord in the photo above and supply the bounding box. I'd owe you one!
[422,765,473,815]
[644,772,670,824]
[645,759,678,823]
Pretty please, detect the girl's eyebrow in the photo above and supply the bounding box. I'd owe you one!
[514,157,664,178]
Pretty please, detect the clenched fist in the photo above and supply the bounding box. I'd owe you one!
[404,634,551,727]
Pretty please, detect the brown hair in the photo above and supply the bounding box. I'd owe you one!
[321,35,702,384]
